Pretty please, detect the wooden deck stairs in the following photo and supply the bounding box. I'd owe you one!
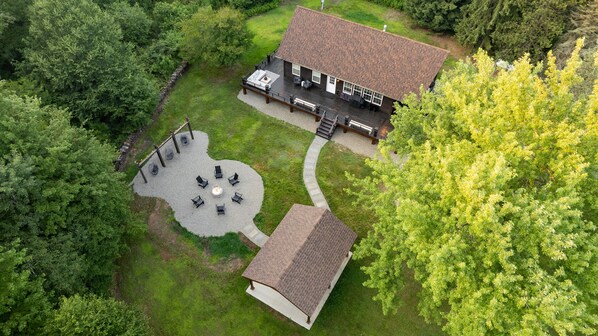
[316,112,337,140]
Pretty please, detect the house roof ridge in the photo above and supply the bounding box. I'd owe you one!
[294,6,450,55]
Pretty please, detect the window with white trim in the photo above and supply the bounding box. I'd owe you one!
[363,88,373,102]
[372,92,383,106]
[312,71,321,84]
[353,85,363,96]
[292,63,300,76]
[343,82,353,94]
[342,80,383,106]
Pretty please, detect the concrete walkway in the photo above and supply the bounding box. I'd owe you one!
[132,131,269,247]
[303,136,330,209]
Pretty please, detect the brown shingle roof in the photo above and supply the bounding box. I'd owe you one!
[242,204,357,316]
[276,7,449,101]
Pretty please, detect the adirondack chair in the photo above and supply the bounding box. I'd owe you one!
[231,192,243,204]
[228,173,239,186]
[215,165,223,179]
[216,204,225,215]
[196,175,208,188]
[191,195,205,208]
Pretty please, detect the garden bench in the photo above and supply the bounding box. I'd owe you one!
[348,120,373,134]
[294,98,317,112]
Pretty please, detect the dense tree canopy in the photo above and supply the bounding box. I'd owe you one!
[46,295,151,336]
[107,1,153,46]
[404,0,469,32]
[456,0,582,62]
[352,43,598,335]
[0,0,32,77]
[0,83,142,298]
[21,0,157,138]
[180,6,252,67]
[0,241,51,335]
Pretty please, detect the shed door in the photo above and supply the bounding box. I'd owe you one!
[326,76,336,94]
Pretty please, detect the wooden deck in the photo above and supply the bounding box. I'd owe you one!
[242,58,393,143]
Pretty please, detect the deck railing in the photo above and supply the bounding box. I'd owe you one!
[242,52,383,143]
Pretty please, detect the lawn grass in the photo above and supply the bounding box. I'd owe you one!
[121,196,443,335]
[117,1,453,334]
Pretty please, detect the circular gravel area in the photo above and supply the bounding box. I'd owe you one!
[132,131,265,238]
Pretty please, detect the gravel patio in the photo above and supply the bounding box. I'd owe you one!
[132,131,268,246]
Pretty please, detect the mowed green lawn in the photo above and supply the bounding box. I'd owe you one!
[117,0,449,334]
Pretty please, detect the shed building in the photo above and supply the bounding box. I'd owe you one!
[242,204,357,329]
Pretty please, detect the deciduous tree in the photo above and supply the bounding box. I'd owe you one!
[0,84,143,298]
[180,7,252,67]
[0,0,32,77]
[46,295,151,336]
[107,1,153,46]
[22,0,157,138]
[352,42,598,335]
[0,241,51,335]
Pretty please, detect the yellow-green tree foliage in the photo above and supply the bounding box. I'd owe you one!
[352,42,598,335]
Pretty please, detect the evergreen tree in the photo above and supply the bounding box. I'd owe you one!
[403,0,470,32]
[455,0,582,62]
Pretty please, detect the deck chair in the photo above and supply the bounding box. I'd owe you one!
[231,192,243,204]
[215,165,223,179]
[149,163,159,176]
[196,175,208,188]
[228,173,239,186]
[191,195,205,208]
[216,204,225,215]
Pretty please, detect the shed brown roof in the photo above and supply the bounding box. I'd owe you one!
[242,204,357,316]
[276,7,449,101]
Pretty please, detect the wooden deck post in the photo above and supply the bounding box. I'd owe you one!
[171,131,180,154]
[250,280,255,290]
[154,145,166,167]
[136,161,147,183]
[185,117,194,139]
